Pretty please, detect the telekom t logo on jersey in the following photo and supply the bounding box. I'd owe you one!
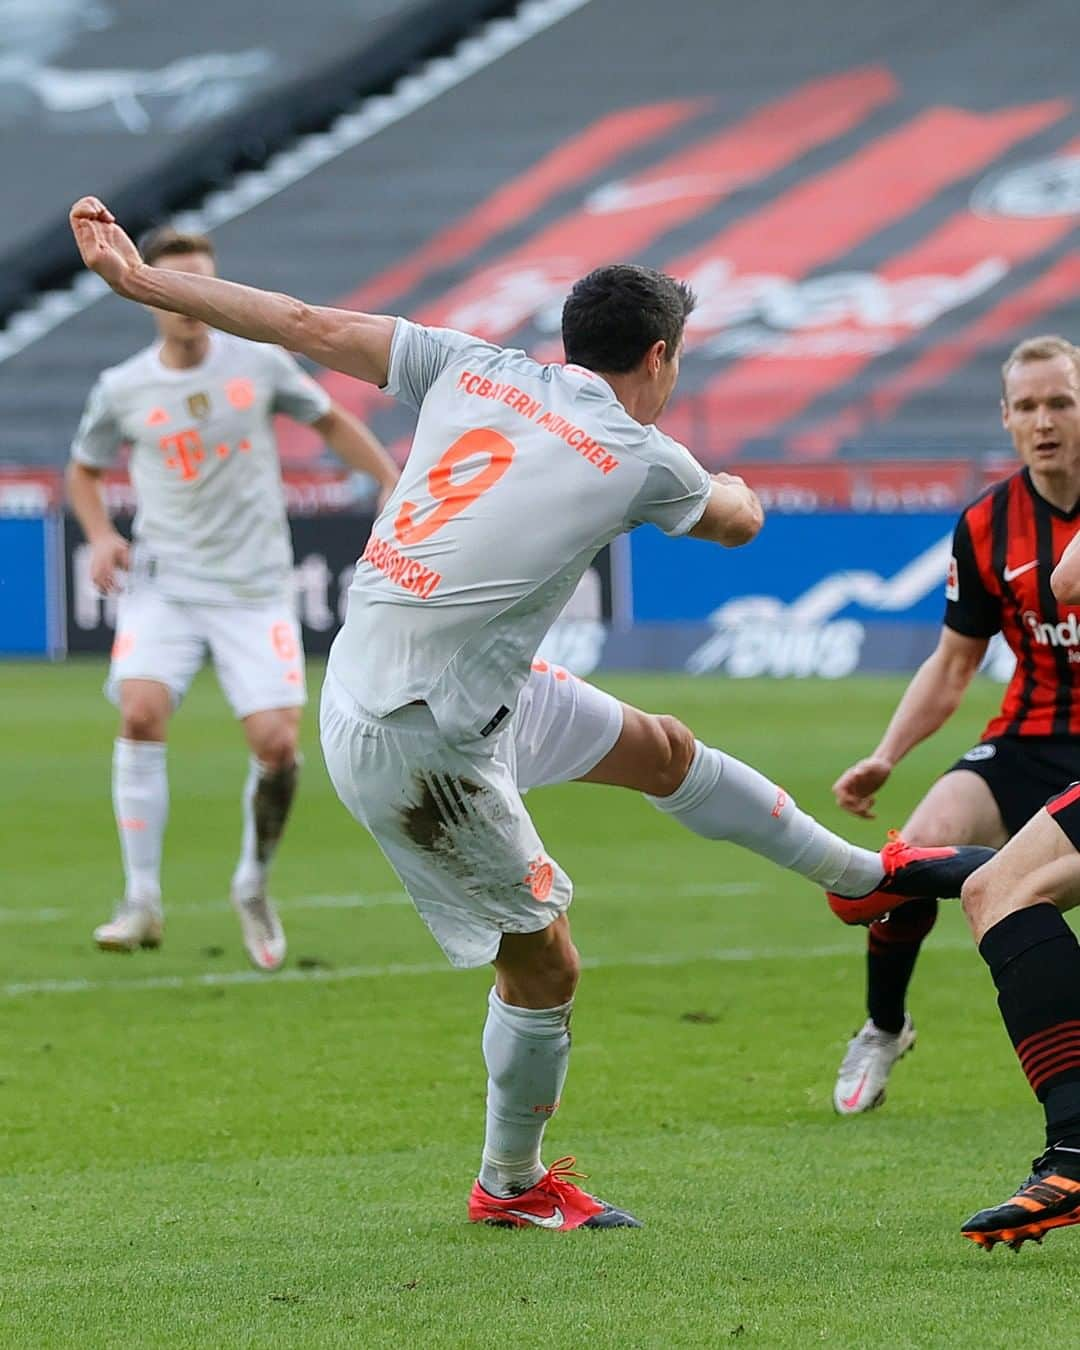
[158,428,252,480]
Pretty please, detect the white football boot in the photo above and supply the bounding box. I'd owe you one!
[231,880,287,972]
[833,1015,916,1115]
[93,898,164,952]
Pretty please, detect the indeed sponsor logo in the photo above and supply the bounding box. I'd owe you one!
[1024,611,1080,650]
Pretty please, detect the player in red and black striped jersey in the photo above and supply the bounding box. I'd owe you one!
[958,531,1080,1249]
[830,335,1080,1117]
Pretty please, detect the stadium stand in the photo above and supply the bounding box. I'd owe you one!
[0,0,1076,476]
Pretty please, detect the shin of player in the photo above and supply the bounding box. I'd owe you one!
[582,703,983,908]
[233,709,302,906]
[111,680,170,935]
[480,921,577,1197]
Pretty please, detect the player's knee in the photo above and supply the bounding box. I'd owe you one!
[649,715,696,798]
[541,942,580,1005]
[120,696,168,742]
[252,722,299,772]
[528,930,579,1005]
[496,922,580,1006]
[961,864,995,928]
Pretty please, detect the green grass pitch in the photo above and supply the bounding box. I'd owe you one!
[1,660,1073,1347]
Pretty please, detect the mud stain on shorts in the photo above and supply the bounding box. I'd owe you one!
[401,773,486,855]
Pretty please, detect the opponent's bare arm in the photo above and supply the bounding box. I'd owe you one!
[66,461,130,592]
[832,627,988,818]
[70,197,395,386]
[688,472,764,547]
[311,404,400,506]
[1051,530,1080,604]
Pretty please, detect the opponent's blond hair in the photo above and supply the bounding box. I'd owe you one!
[1001,334,1080,397]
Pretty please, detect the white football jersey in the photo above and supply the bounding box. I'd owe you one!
[70,332,330,603]
[329,319,711,742]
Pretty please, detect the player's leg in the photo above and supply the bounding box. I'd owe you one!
[834,767,1007,1113]
[204,600,305,972]
[514,666,988,912]
[481,915,578,1195]
[237,708,302,894]
[959,792,1080,1248]
[516,664,881,889]
[96,588,204,952]
[319,671,638,1229]
[869,769,1005,1029]
[583,704,974,903]
[472,913,638,1229]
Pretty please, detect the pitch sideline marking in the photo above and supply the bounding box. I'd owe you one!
[0,881,761,926]
[2,935,976,999]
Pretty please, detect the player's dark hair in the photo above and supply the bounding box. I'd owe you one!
[138,226,215,267]
[561,264,696,374]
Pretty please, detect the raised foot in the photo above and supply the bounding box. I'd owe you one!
[827,832,996,926]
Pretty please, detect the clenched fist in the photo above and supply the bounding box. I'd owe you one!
[833,755,892,819]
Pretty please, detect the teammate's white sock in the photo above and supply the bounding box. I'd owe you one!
[478,988,573,1197]
[648,741,883,896]
[233,755,300,897]
[112,738,167,909]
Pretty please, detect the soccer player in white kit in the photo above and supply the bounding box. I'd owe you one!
[70,196,989,1227]
[66,226,399,971]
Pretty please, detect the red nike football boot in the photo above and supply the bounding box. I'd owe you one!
[468,1155,642,1230]
[826,831,996,926]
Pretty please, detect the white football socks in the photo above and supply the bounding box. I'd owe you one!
[648,740,883,896]
[233,755,299,898]
[478,988,573,1197]
[112,738,168,909]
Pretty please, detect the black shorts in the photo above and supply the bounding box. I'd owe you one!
[947,736,1080,837]
[1047,783,1080,853]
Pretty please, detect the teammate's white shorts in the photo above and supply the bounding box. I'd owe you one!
[319,660,623,968]
[107,580,306,718]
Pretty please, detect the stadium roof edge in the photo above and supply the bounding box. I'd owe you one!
[0,0,579,336]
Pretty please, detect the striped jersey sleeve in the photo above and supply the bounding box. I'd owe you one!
[944,506,1000,638]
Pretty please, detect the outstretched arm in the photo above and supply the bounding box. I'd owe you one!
[832,627,988,818]
[70,197,395,386]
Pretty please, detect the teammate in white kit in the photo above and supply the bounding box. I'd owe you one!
[66,225,399,971]
[70,196,988,1227]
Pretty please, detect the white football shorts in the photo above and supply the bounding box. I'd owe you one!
[107,579,306,718]
[319,661,623,968]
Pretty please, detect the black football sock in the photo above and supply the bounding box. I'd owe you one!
[865,898,938,1035]
[979,905,1080,1152]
